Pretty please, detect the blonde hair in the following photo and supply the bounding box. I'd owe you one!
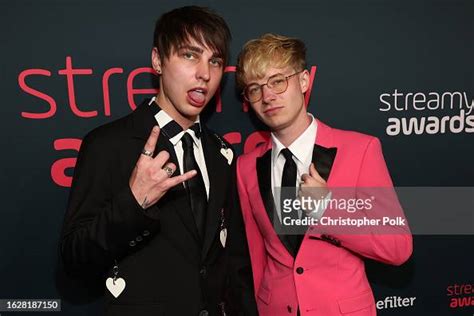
[236,33,306,88]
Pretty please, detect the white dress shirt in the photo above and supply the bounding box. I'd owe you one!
[271,114,317,221]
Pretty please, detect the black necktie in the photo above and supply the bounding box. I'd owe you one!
[182,132,207,240]
[281,148,298,219]
[280,148,303,255]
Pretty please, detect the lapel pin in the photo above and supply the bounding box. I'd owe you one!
[220,148,233,165]
[214,133,233,165]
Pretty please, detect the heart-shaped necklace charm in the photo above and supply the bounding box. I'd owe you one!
[106,277,126,298]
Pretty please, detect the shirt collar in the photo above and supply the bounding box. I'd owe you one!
[149,97,202,146]
[271,114,317,164]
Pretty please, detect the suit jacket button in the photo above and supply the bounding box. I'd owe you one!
[296,267,304,274]
[198,310,209,316]
[199,267,207,278]
[129,240,136,247]
[136,236,143,242]
[287,305,292,313]
[142,230,150,236]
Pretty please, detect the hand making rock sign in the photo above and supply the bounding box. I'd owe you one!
[129,125,197,209]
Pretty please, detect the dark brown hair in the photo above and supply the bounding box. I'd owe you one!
[153,6,231,65]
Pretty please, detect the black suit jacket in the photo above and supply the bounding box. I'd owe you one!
[60,100,257,316]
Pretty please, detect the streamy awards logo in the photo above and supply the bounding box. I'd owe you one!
[379,89,474,136]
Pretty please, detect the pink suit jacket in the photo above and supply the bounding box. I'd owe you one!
[236,119,412,316]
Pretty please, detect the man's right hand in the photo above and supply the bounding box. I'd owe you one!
[129,125,197,209]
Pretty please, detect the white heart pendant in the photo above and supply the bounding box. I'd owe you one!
[106,277,126,298]
[220,148,233,165]
[220,228,227,248]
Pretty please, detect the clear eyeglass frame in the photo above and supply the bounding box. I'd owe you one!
[243,71,302,103]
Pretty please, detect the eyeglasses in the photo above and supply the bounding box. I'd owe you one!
[243,71,302,103]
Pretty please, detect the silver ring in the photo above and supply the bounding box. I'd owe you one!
[141,149,153,157]
[163,166,174,177]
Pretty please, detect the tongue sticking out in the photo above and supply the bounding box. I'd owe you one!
[188,90,206,106]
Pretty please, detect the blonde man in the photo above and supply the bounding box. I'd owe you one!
[235,33,412,316]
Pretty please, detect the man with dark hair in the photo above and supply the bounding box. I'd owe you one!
[60,6,255,315]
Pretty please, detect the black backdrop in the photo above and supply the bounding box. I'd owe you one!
[1,0,473,315]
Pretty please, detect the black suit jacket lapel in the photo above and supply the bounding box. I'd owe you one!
[201,128,229,259]
[256,150,296,257]
[312,144,337,182]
